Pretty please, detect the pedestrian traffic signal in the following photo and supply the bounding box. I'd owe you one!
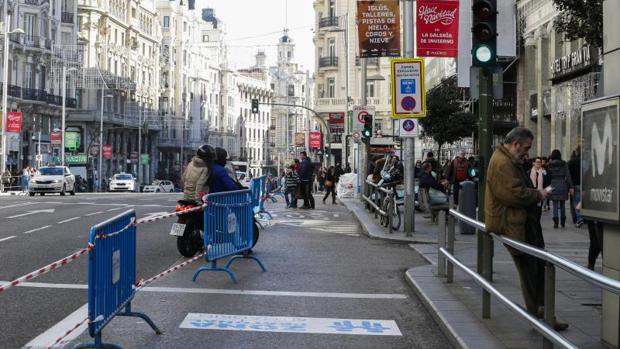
[251,99,259,114]
[471,0,497,67]
[362,114,373,140]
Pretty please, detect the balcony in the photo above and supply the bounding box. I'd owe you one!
[318,16,339,28]
[47,94,62,106]
[355,57,380,66]
[66,98,77,108]
[61,12,74,24]
[24,0,39,5]
[8,85,21,98]
[23,36,43,48]
[316,98,347,106]
[319,56,338,68]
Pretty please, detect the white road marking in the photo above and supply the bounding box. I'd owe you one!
[85,211,104,216]
[23,225,52,234]
[57,217,80,224]
[0,202,37,210]
[180,313,402,336]
[24,303,88,349]
[2,281,407,299]
[106,207,125,212]
[0,235,16,243]
[7,209,55,219]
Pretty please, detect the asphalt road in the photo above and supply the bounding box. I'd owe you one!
[0,193,450,349]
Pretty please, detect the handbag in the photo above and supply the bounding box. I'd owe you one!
[428,187,448,205]
[325,180,334,188]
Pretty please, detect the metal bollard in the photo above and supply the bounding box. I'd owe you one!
[543,263,556,349]
[437,211,446,278]
[447,214,455,283]
[482,233,492,318]
[387,192,393,234]
[458,181,476,235]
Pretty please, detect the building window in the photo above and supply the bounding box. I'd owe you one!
[327,78,335,98]
[163,16,169,28]
[328,38,336,57]
[329,0,336,17]
[24,63,34,89]
[367,81,375,98]
[24,14,36,42]
[288,84,295,97]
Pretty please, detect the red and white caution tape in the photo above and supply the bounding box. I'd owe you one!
[94,218,136,241]
[135,204,207,225]
[45,316,89,349]
[135,246,211,290]
[0,245,94,294]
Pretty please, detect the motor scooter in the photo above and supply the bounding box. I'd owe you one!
[170,199,260,257]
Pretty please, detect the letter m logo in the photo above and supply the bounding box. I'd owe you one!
[591,114,614,176]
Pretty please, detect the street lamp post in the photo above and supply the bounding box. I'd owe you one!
[1,14,24,175]
[98,90,113,191]
[60,66,77,167]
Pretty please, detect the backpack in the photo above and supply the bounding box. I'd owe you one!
[454,159,468,182]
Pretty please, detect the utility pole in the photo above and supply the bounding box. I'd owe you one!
[403,0,415,236]
[360,58,368,198]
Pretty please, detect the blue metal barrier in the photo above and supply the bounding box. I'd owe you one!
[192,190,266,283]
[75,209,160,349]
[250,175,273,220]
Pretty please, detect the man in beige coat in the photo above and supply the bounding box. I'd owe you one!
[485,127,567,330]
[181,145,215,203]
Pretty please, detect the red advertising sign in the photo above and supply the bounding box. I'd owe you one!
[416,0,460,58]
[50,131,62,145]
[102,144,113,160]
[310,132,322,150]
[357,0,401,57]
[6,112,22,133]
[328,112,345,134]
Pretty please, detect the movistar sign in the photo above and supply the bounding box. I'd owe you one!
[581,96,620,223]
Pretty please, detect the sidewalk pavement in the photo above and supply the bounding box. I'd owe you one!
[0,191,27,196]
[342,197,605,349]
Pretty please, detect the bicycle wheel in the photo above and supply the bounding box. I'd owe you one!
[380,196,391,227]
[391,202,401,231]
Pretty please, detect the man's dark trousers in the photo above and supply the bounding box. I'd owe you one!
[509,212,546,315]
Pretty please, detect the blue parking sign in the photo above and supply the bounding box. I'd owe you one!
[400,79,416,94]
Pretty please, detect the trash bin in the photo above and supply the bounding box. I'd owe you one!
[458,180,476,235]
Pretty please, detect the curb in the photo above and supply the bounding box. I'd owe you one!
[339,198,436,244]
[405,266,506,349]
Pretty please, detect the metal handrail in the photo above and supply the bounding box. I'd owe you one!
[449,209,620,296]
[439,247,578,349]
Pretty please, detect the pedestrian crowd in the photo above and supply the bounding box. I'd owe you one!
[1,166,37,192]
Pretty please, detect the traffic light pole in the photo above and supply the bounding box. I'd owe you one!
[477,68,493,318]
[403,0,415,236]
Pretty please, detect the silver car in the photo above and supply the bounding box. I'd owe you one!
[29,166,76,196]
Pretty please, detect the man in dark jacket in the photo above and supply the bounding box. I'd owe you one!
[486,127,567,330]
[446,150,470,206]
[299,151,315,209]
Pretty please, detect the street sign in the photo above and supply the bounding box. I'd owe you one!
[35,154,43,162]
[140,154,150,165]
[391,58,426,118]
[103,145,113,160]
[352,105,375,132]
[66,154,88,165]
[398,119,418,138]
[50,131,62,146]
[352,131,361,143]
[357,0,401,58]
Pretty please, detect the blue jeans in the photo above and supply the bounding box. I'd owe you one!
[552,200,566,220]
[284,191,291,207]
[21,175,29,191]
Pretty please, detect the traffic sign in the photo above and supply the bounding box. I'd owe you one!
[352,131,361,143]
[391,58,426,118]
[398,119,418,138]
[352,105,375,132]
[35,154,43,162]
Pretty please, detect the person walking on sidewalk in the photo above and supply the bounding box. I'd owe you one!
[322,166,337,205]
[445,150,470,206]
[568,147,583,227]
[284,166,299,208]
[527,157,549,220]
[299,151,315,209]
[547,149,573,228]
[485,127,568,331]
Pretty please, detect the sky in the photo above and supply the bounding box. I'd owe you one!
[199,0,316,73]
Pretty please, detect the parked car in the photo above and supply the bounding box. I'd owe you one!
[108,173,138,192]
[29,166,76,196]
[143,180,175,193]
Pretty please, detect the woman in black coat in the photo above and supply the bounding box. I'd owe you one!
[546,149,573,228]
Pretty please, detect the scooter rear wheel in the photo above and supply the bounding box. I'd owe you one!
[176,222,203,257]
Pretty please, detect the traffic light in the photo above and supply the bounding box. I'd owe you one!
[251,99,259,114]
[471,0,497,67]
[362,114,373,140]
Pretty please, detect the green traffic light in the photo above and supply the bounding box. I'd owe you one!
[474,44,493,63]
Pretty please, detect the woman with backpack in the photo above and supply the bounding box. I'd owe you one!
[547,149,573,228]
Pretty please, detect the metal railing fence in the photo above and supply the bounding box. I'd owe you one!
[438,209,620,349]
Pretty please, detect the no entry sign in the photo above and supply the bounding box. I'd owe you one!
[390,58,426,118]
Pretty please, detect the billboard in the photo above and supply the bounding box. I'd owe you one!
[294,133,305,147]
[328,112,345,134]
[6,112,23,133]
[310,132,322,150]
[357,0,401,58]
[416,0,460,57]
[581,96,620,223]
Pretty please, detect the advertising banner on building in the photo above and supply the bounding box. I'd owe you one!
[294,133,305,146]
[103,145,113,160]
[6,112,23,133]
[416,0,459,57]
[328,112,345,134]
[357,0,401,57]
[310,132,322,150]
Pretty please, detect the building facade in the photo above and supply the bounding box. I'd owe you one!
[1,0,78,174]
[313,0,395,168]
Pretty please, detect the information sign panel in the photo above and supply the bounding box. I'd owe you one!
[391,58,426,118]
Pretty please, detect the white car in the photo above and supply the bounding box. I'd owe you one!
[108,173,138,192]
[143,180,175,193]
[29,166,76,196]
